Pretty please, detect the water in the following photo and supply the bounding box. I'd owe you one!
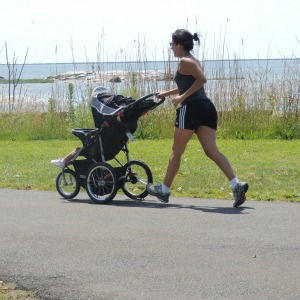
[1,59,298,80]
[0,59,299,111]
[0,61,178,105]
[0,61,177,80]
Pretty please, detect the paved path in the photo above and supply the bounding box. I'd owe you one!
[0,188,299,300]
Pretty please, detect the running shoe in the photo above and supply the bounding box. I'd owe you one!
[147,183,170,203]
[51,158,65,168]
[233,182,249,207]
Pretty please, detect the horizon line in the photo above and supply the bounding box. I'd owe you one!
[1,57,300,66]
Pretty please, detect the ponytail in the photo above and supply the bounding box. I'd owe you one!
[193,33,200,45]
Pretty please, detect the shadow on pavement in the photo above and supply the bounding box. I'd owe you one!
[62,196,253,214]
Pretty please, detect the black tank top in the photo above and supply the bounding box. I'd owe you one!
[174,71,209,105]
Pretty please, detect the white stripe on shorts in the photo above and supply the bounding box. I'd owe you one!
[178,105,186,129]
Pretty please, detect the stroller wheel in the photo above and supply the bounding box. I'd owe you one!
[85,162,118,204]
[56,169,80,199]
[122,160,153,200]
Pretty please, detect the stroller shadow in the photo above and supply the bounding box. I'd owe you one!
[63,197,253,215]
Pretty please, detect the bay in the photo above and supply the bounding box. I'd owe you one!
[0,59,299,111]
[1,59,298,80]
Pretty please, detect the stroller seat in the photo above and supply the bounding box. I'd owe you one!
[71,128,100,147]
[72,128,98,139]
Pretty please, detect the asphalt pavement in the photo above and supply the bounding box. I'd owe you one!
[0,188,299,300]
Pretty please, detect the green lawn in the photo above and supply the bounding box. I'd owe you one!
[0,139,299,202]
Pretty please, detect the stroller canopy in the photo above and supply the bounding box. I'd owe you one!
[91,86,123,116]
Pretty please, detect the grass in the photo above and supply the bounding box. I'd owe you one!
[0,79,53,84]
[0,139,299,202]
[1,107,300,141]
[1,57,299,141]
[0,281,38,300]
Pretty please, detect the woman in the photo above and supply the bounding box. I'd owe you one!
[146,29,248,207]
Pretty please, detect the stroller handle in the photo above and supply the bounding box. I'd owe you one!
[138,93,165,104]
[93,92,166,120]
[155,94,166,106]
[121,93,165,113]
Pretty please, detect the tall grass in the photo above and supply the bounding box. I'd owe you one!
[0,37,299,141]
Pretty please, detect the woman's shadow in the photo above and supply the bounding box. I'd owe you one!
[63,196,252,215]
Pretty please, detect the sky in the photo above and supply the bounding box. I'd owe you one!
[0,0,299,64]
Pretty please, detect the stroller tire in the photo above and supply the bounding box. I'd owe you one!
[85,162,118,204]
[121,160,153,200]
[56,169,80,199]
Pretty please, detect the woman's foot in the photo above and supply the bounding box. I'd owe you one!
[147,183,170,203]
[233,182,249,207]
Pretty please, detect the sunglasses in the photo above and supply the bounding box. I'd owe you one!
[169,42,181,46]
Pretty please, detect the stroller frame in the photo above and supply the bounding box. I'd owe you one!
[55,90,165,204]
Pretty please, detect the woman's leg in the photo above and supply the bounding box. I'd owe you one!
[163,127,194,187]
[196,126,249,207]
[147,127,194,203]
[195,126,236,180]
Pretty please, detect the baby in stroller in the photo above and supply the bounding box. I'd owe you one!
[51,86,164,204]
[51,87,134,168]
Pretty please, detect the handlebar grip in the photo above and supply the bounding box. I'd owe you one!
[157,97,166,105]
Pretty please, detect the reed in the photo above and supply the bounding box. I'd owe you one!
[0,37,299,141]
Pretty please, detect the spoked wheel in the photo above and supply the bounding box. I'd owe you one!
[56,169,80,199]
[85,162,118,204]
[121,160,153,199]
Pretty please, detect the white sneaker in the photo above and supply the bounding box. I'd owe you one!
[233,182,249,207]
[146,183,170,203]
[51,158,65,168]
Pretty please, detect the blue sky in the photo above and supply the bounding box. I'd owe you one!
[1,0,299,63]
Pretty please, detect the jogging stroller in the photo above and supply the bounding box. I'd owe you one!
[55,86,165,204]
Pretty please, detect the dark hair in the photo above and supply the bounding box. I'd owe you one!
[172,29,200,51]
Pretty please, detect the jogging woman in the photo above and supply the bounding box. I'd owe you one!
[146,29,248,207]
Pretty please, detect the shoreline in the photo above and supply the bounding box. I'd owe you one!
[0,57,299,66]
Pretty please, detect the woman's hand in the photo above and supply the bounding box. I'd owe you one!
[171,95,184,107]
[156,92,167,99]
[156,88,179,100]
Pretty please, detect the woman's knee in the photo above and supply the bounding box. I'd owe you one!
[203,147,220,160]
[169,148,183,161]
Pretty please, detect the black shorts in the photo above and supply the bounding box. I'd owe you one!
[175,99,218,130]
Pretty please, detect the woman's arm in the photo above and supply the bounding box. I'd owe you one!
[156,88,179,99]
